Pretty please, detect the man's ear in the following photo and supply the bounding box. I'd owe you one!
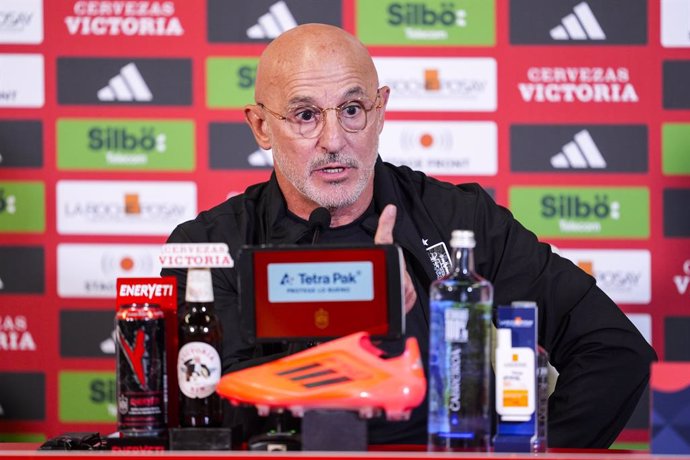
[376,86,390,134]
[244,105,271,149]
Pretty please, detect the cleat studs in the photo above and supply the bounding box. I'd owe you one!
[256,405,270,416]
[385,410,411,422]
[358,407,374,419]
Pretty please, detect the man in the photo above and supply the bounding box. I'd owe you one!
[163,23,656,447]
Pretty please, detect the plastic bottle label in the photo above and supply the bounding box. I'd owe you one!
[444,308,469,342]
[177,342,221,398]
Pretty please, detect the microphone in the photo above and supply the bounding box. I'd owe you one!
[308,207,331,244]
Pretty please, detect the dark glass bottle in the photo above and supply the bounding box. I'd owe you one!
[177,267,223,427]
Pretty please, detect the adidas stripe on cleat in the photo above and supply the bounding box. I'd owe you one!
[216,331,426,421]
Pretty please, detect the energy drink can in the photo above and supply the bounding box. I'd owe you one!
[116,302,167,436]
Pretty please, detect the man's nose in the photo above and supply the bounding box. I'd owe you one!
[316,109,347,152]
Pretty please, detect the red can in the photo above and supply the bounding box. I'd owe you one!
[116,302,167,436]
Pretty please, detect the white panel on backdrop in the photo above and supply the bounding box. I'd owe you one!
[559,249,651,304]
[627,313,652,345]
[56,180,197,235]
[57,243,163,298]
[0,0,43,44]
[379,121,497,175]
[374,57,497,112]
[661,0,690,47]
[0,54,43,107]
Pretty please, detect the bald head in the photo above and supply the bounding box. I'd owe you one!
[255,24,379,103]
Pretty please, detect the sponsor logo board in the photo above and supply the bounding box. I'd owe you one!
[56,180,196,236]
[57,119,195,171]
[560,249,651,304]
[672,258,690,297]
[0,313,37,352]
[206,57,258,109]
[0,246,44,294]
[0,182,45,233]
[0,373,44,420]
[0,0,43,44]
[627,313,652,345]
[661,0,690,47]
[59,371,116,422]
[0,54,44,108]
[664,188,690,237]
[0,121,43,168]
[356,0,495,46]
[57,243,163,298]
[665,316,690,361]
[0,434,45,442]
[509,187,649,238]
[57,58,191,106]
[375,57,497,111]
[510,125,648,172]
[510,0,646,44]
[379,121,497,175]
[663,124,690,175]
[516,65,639,104]
[62,0,185,37]
[60,310,117,357]
[663,61,690,109]
[207,0,342,43]
[209,122,272,169]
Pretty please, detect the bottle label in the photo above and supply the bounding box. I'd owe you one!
[177,342,221,399]
[444,308,469,342]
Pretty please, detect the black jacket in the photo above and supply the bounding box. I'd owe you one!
[163,158,656,447]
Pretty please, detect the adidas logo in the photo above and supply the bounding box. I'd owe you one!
[276,362,351,388]
[100,330,116,354]
[248,147,273,167]
[550,2,606,41]
[97,62,153,102]
[246,1,297,39]
[551,129,607,169]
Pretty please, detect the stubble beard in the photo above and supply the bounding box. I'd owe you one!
[273,147,377,210]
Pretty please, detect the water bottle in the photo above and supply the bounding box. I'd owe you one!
[428,230,493,451]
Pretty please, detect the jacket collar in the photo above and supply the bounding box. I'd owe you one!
[260,158,445,287]
[260,172,313,244]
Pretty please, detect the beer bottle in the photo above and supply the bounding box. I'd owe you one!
[177,267,223,427]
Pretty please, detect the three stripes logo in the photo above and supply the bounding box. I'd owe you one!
[57,58,192,106]
[510,125,648,173]
[97,63,152,102]
[509,0,647,45]
[276,362,353,388]
[551,129,606,168]
[246,1,297,39]
[550,2,605,41]
[207,0,342,44]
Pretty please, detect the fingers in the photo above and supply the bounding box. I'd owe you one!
[403,270,417,314]
[375,204,417,314]
[374,204,396,244]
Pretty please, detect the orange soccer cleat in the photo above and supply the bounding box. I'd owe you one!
[216,332,426,421]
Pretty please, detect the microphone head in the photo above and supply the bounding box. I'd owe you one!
[308,207,331,230]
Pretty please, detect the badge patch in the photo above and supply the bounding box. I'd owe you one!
[426,241,451,279]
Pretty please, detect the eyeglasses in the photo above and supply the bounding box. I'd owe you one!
[256,88,384,139]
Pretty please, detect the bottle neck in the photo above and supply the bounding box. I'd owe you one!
[451,246,475,275]
[187,301,214,313]
[185,268,214,303]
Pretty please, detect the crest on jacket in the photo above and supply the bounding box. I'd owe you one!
[425,240,451,279]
